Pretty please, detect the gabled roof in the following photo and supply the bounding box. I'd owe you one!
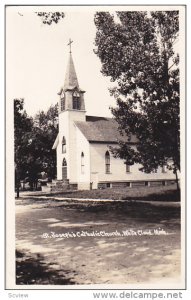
[52,134,59,149]
[75,116,138,144]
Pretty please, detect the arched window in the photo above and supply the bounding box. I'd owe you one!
[62,136,66,153]
[73,91,81,110]
[81,152,85,174]
[105,151,110,174]
[62,158,67,166]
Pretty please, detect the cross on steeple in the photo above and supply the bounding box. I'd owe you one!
[67,38,73,53]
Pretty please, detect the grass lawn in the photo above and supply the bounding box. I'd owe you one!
[44,184,180,202]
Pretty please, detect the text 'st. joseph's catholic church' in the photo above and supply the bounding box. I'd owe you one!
[52,47,175,190]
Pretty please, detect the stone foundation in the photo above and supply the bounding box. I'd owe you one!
[42,179,176,192]
[98,180,176,189]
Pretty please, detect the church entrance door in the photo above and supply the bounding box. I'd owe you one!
[62,158,67,180]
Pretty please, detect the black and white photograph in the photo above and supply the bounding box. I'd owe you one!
[5,4,186,291]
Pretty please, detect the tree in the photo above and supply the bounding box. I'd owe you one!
[14,99,33,197]
[33,104,58,180]
[17,11,65,25]
[94,11,180,187]
[35,12,65,25]
[14,99,58,196]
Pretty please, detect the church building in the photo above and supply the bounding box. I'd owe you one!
[52,47,175,190]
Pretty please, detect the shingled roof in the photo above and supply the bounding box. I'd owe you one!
[75,116,138,144]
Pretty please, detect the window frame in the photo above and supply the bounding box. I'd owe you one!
[62,158,67,166]
[62,136,66,153]
[81,152,85,174]
[162,165,167,173]
[60,91,65,111]
[126,164,131,173]
[105,151,111,174]
[72,91,81,110]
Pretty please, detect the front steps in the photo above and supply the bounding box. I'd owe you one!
[41,179,70,192]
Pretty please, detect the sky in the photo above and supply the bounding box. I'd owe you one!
[6,5,184,119]
[6,6,116,117]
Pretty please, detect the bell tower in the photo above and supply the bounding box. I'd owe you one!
[58,39,85,113]
[56,39,86,182]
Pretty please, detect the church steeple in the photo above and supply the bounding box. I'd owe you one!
[58,40,86,113]
[64,52,79,90]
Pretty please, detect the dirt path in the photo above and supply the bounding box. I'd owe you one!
[15,198,181,287]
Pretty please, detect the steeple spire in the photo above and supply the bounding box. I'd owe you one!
[64,41,79,90]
